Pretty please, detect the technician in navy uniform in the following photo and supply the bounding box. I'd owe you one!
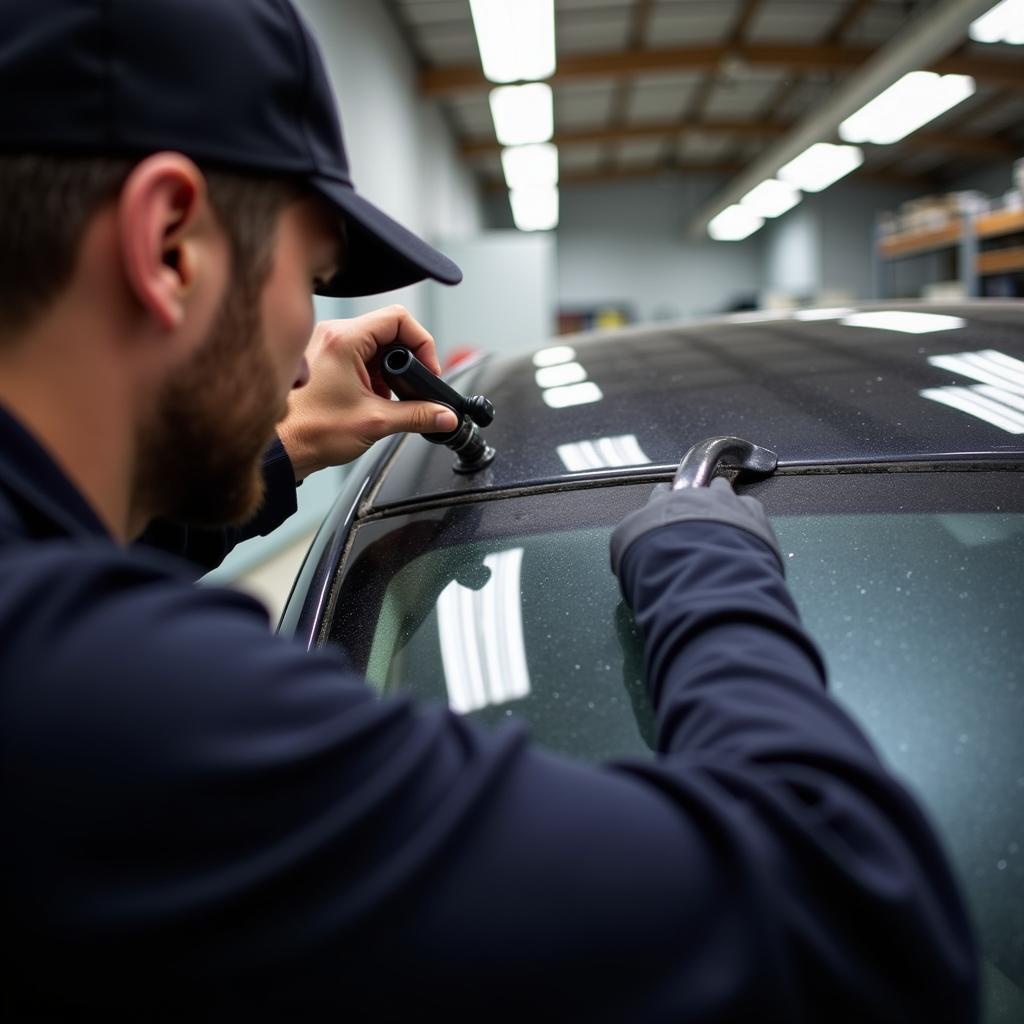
[0,2,976,1020]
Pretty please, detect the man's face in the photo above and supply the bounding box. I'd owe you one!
[135,196,339,528]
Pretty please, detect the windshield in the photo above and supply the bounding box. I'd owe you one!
[327,470,1024,1020]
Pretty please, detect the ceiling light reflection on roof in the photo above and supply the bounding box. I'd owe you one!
[841,311,966,334]
[469,0,557,83]
[921,386,1024,434]
[532,345,576,367]
[794,307,855,321]
[489,83,553,146]
[542,381,604,408]
[970,0,1024,44]
[535,361,586,389]
[929,349,1024,394]
[557,434,651,472]
[437,548,531,714]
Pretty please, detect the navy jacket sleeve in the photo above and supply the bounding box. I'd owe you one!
[3,522,977,1022]
[134,436,298,573]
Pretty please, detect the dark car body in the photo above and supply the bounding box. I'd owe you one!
[281,302,1024,1021]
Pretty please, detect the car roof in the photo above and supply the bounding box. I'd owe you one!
[370,301,1024,511]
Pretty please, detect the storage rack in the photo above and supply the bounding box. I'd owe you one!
[874,207,1024,299]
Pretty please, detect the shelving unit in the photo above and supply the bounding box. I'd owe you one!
[874,206,1024,299]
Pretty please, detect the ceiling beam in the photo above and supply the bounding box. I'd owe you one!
[480,162,937,191]
[419,44,1024,97]
[461,120,1018,159]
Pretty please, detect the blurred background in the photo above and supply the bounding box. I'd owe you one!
[207,0,1024,609]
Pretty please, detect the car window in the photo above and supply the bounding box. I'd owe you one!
[326,471,1024,1021]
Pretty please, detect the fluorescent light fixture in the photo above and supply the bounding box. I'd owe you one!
[777,143,863,192]
[841,311,966,334]
[921,386,1024,433]
[535,362,586,389]
[557,435,651,472]
[839,71,975,146]
[501,143,559,190]
[532,345,576,367]
[740,179,801,219]
[510,184,559,231]
[489,83,553,146]
[541,381,604,408]
[928,350,1024,394]
[437,548,531,713]
[708,204,763,241]
[794,307,856,321]
[469,0,556,83]
[970,0,1024,44]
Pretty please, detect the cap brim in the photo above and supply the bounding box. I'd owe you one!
[311,176,462,298]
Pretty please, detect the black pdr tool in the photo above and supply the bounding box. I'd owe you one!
[382,346,496,474]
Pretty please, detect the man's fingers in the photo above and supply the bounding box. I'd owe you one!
[368,399,458,441]
[354,305,442,377]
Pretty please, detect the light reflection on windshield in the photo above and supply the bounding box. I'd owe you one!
[437,547,531,713]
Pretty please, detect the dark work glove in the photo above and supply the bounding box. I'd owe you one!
[610,476,784,579]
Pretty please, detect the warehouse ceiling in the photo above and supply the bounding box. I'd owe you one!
[389,0,1024,192]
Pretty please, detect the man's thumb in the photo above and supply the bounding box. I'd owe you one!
[396,401,459,435]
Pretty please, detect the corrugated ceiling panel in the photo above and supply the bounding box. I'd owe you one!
[747,1,845,43]
[626,75,700,121]
[414,25,480,64]
[703,72,786,120]
[560,143,607,170]
[557,10,632,53]
[616,137,668,165]
[645,1,740,47]
[555,82,618,128]
[676,132,736,162]
[395,0,469,27]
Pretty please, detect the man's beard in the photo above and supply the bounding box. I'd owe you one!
[133,281,283,530]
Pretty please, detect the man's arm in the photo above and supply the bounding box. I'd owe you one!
[5,507,977,1021]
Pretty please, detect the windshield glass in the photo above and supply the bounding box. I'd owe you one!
[327,471,1024,1019]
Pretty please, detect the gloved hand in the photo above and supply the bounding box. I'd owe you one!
[610,476,783,579]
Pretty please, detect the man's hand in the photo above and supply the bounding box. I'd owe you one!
[276,306,460,481]
[610,476,784,587]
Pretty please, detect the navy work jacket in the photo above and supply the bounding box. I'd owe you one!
[0,403,977,1021]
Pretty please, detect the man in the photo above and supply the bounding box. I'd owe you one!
[0,1,976,1021]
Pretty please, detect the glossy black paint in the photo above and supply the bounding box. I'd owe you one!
[372,303,1024,511]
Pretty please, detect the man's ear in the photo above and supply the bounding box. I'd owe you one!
[117,153,216,331]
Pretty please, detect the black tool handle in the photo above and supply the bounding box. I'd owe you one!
[381,347,494,433]
[672,435,777,489]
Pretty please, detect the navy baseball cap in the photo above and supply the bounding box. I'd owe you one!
[0,0,462,297]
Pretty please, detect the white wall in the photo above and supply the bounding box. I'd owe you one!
[762,180,938,303]
[547,174,764,323]
[431,232,557,357]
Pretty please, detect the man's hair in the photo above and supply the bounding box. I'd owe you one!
[0,154,307,335]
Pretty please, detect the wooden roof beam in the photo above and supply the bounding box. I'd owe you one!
[420,45,1024,96]
[461,121,1018,159]
[479,162,937,191]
